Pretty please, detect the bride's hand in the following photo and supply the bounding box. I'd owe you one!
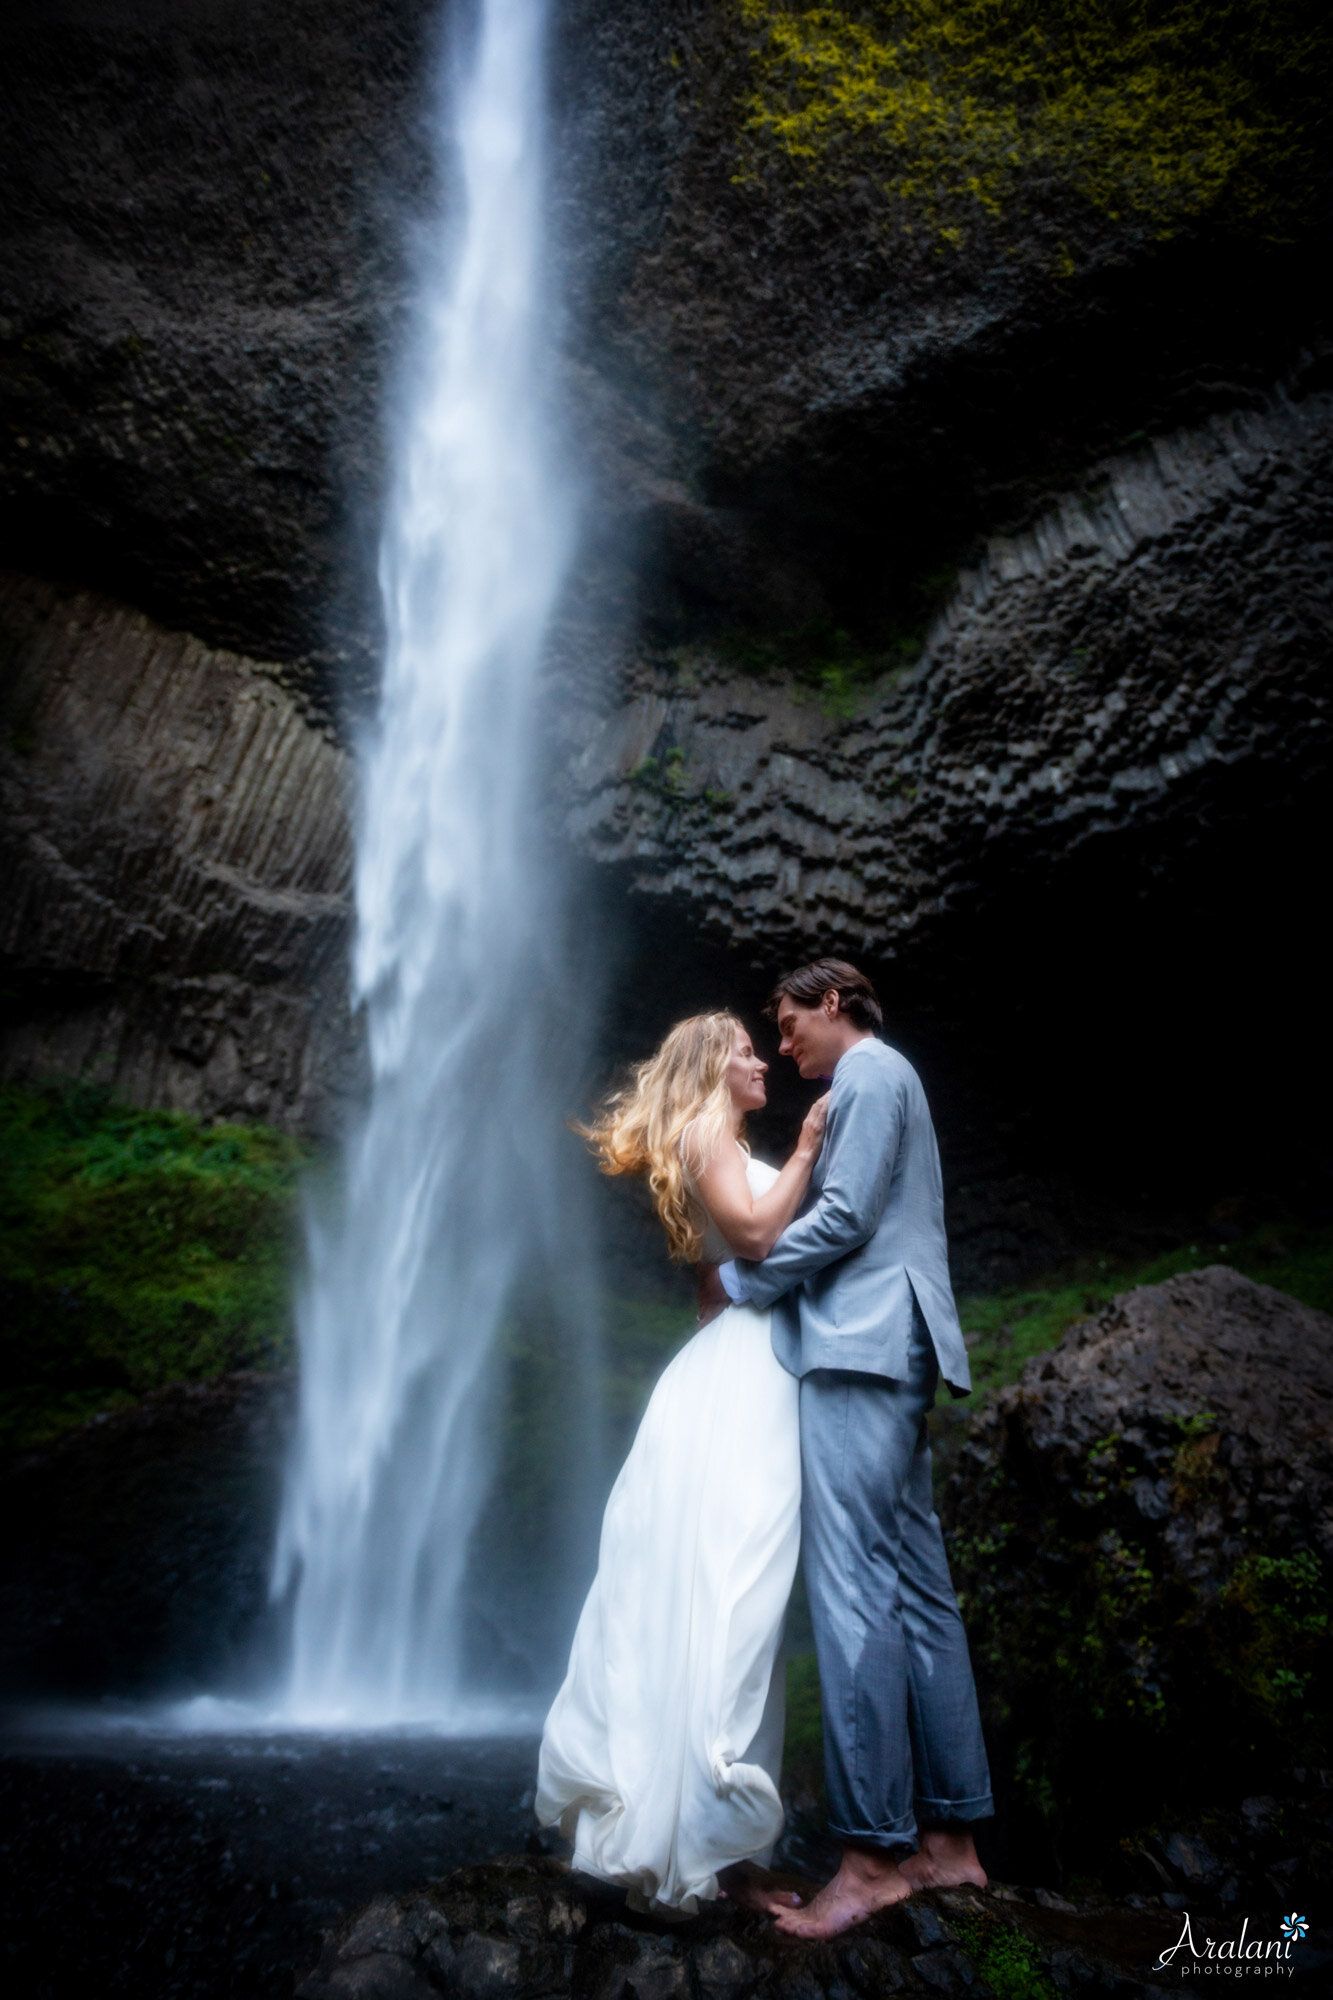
[796,1092,829,1160]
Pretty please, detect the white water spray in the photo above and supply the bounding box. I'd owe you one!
[272,0,593,1728]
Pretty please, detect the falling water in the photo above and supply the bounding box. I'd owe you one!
[271,0,594,1727]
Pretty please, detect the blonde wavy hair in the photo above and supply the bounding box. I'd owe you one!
[579,1011,746,1263]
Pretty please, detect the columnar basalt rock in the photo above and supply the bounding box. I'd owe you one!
[0,0,1329,1174]
[559,381,1333,961]
[0,572,354,1129]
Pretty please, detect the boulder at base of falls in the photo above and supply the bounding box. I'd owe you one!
[293,1852,1198,1998]
[943,1267,1333,1892]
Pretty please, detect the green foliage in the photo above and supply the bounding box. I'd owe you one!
[783,1650,825,1782]
[0,1083,304,1450]
[1221,1548,1331,1727]
[736,0,1332,247]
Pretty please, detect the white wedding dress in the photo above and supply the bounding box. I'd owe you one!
[535,1150,802,1914]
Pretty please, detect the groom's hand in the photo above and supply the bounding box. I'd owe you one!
[696,1263,728,1326]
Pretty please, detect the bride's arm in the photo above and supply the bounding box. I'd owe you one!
[687,1096,828,1261]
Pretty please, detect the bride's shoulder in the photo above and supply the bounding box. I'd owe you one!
[679,1119,744,1181]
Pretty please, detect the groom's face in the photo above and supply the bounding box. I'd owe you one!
[775,994,843,1079]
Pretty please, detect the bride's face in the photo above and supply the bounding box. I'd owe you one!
[726,1027,768,1114]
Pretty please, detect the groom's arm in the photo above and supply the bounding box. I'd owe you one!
[726,1061,903,1310]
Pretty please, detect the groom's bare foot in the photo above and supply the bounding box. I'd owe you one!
[772,1846,913,1939]
[898,1826,988,1892]
[717,1862,800,1913]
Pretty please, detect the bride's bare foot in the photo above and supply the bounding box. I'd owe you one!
[771,1846,913,1939]
[717,1862,800,1913]
[898,1827,988,1892]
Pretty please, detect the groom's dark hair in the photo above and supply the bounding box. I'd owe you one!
[765,958,883,1032]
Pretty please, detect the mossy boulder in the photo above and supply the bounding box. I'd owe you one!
[944,1266,1333,1885]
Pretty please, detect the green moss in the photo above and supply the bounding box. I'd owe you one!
[736,0,1332,247]
[720,592,950,714]
[0,1082,305,1450]
[947,1911,1057,2000]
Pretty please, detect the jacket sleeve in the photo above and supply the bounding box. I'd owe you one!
[733,1058,903,1309]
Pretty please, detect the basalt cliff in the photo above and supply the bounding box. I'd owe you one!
[2,0,1330,1237]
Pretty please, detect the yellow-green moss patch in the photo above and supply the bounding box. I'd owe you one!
[736,0,1331,246]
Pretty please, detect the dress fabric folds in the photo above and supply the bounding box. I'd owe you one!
[536,1155,801,1913]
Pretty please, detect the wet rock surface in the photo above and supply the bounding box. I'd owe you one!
[291,1850,1264,1998]
[562,377,1333,962]
[2,0,1329,721]
[0,0,436,705]
[943,1268,1333,1885]
[0,1371,292,1698]
[0,570,355,1128]
[2,1755,1327,2000]
[575,5,1331,619]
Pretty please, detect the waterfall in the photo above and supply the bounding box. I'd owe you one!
[271,0,594,1728]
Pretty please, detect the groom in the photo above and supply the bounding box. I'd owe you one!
[712,958,992,1938]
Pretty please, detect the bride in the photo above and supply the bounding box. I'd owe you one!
[535,1011,827,1914]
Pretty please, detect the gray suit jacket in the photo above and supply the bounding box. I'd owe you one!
[736,1038,972,1395]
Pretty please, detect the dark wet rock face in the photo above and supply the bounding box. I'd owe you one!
[295,1854,1188,1998]
[943,1267,1333,1886]
[3,0,1330,705]
[1,0,1330,1198]
[0,571,354,1127]
[0,1371,291,1697]
[555,3,1332,656]
[561,380,1333,960]
[0,0,436,709]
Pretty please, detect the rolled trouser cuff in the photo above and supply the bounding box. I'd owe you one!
[827,1807,918,1854]
[915,1790,994,1824]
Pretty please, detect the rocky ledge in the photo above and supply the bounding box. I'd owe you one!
[295,1852,1195,1999]
[562,376,1333,964]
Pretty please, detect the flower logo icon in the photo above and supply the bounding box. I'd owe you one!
[1280,1914,1308,1942]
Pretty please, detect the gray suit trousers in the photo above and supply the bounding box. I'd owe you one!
[799,1307,993,1850]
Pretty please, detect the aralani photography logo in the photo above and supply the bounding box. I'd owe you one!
[1154,1912,1311,1978]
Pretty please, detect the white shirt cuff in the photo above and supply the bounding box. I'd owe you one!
[718,1261,748,1304]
